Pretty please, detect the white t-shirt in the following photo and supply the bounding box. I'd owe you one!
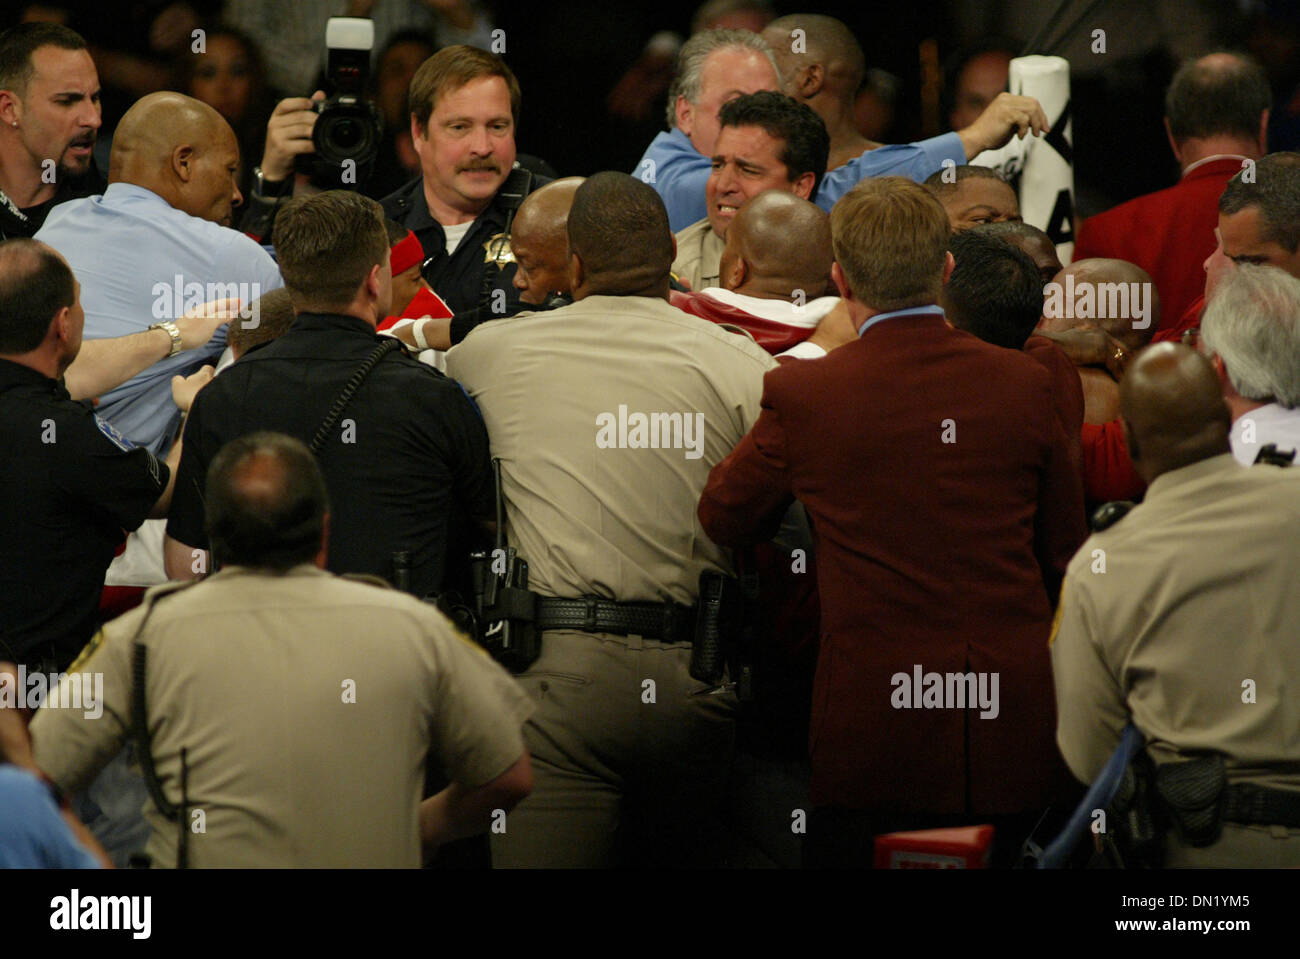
[1230,403,1300,465]
[442,220,473,256]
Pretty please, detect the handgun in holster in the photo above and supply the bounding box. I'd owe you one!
[1106,749,1166,868]
[462,457,540,673]
[470,542,539,673]
[689,553,759,701]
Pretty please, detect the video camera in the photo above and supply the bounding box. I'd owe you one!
[295,17,384,190]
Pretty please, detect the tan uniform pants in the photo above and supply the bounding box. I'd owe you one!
[1164,823,1300,867]
[489,628,738,868]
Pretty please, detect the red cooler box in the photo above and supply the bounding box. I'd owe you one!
[873,825,994,869]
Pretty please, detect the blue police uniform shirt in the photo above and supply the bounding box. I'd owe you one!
[0,766,101,868]
[635,126,968,232]
[35,183,284,454]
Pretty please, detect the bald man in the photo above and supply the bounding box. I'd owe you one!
[508,176,584,306]
[762,14,879,171]
[36,91,282,454]
[387,177,585,357]
[1039,258,1161,424]
[1035,258,1161,505]
[671,190,851,357]
[447,172,776,867]
[1052,343,1300,867]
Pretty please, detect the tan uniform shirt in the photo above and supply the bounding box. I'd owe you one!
[1052,454,1300,791]
[672,218,724,292]
[30,565,532,868]
[446,294,776,604]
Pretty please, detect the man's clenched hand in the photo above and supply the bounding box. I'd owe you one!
[171,364,216,413]
[958,92,1050,161]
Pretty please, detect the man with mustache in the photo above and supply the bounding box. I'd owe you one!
[382,46,550,317]
[35,91,282,455]
[0,23,105,241]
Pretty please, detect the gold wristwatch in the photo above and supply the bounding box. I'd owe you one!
[149,320,183,357]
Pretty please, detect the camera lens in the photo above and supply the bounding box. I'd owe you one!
[308,96,382,182]
[331,119,360,150]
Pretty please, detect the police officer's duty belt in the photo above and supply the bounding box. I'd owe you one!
[535,596,697,644]
[1223,783,1300,828]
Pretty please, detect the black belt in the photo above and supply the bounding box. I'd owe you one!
[535,596,696,644]
[1224,783,1300,829]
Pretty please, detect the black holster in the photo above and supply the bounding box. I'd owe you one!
[689,570,741,685]
[1154,754,1227,847]
[1107,749,1166,868]
[689,567,757,700]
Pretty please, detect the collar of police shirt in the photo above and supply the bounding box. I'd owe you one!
[0,356,68,395]
[394,174,509,248]
[285,310,383,338]
[1143,451,1242,502]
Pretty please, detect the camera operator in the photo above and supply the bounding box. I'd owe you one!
[239,18,386,240]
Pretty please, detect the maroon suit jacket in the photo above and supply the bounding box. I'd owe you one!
[1023,334,1085,476]
[1073,156,1242,336]
[698,310,1087,815]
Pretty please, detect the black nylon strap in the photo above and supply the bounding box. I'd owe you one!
[535,595,696,644]
[309,338,402,455]
[1224,783,1300,828]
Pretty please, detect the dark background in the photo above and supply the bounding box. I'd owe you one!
[19,0,1300,217]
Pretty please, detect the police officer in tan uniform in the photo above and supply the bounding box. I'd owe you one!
[30,432,534,868]
[1052,344,1300,867]
[447,172,777,868]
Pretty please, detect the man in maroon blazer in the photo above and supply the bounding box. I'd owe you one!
[1073,53,1270,335]
[698,177,1087,867]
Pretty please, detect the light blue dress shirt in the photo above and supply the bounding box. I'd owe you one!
[635,127,968,233]
[0,766,100,869]
[36,183,283,453]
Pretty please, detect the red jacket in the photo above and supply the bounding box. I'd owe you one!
[1081,420,1146,505]
[1074,157,1242,336]
[698,311,1086,814]
[1152,293,1204,345]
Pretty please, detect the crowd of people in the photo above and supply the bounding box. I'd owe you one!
[2,4,1299,871]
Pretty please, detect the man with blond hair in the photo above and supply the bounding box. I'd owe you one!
[699,176,1086,868]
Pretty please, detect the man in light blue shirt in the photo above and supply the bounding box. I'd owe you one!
[635,28,1049,232]
[37,92,282,454]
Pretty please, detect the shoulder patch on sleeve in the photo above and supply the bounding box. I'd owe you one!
[93,414,136,451]
[66,628,106,673]
[1047,578,1067,647]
